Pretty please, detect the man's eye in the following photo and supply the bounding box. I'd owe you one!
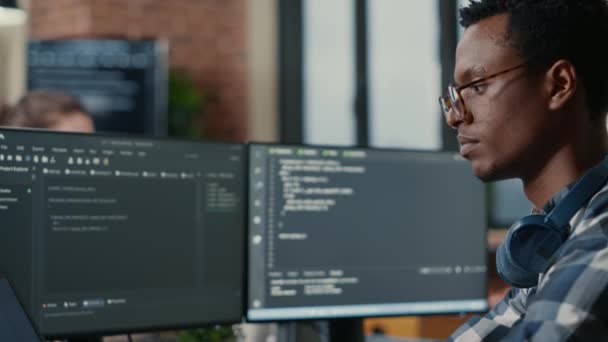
[471,84,486,93]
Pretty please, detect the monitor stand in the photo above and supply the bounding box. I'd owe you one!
[277,319,364,342]
[329,318,364,342]
[277,322,298,342]
[66,337,102,342]
[277,320,329,342]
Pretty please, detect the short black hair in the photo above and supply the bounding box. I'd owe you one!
[459,0,608,122]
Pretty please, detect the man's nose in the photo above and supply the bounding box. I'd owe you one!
[445,108,463,129]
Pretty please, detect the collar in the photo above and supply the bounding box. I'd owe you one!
[529,181,576,215]
[541,181,578,214]
[541,155,608,214]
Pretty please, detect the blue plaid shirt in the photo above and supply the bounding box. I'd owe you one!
[448,182,608,341]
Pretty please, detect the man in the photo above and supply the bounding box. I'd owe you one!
[440,0,608,340]
[0,104,10,123]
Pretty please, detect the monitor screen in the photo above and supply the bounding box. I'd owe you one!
[0,128,244,337]
[247,144,488,321]
[28,39,168,135]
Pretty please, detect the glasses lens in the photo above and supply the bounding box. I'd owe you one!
[439,97,450,115]
[449,86,464,118]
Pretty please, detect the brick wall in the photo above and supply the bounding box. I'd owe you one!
[28,0,248,141]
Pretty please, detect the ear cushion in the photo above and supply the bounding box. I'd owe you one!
[497,239,538,288]
[496,215,565,288]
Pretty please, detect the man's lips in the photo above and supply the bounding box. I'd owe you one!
[457,135,479,156]
[457,135,479,145]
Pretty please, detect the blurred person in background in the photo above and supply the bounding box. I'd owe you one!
[0,103,11,123]
[0,90,94,133]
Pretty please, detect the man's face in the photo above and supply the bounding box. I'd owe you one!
[452,14,554,181]
[48,111,95,133]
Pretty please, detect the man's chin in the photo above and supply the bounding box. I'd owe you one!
[471,160,504,183]
[476,172,500,183]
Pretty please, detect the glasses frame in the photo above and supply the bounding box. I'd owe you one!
[439,63,528,122]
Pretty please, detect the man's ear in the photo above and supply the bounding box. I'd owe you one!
[545,59,577,111]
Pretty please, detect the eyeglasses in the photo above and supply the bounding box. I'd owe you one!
[439,63,527,123]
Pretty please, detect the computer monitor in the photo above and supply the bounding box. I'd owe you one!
[0,128,244,338]
[27,39,168,135]
[247,143,488,321]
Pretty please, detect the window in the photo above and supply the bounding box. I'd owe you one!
[285,1,454,150]
[303,0,355,146]
[368,0,441,149]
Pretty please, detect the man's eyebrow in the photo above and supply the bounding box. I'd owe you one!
[454,65,488,86]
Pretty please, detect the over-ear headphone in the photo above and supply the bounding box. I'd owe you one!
[496,157,608,288]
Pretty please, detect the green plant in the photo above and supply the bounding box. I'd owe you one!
[168,69,207,138]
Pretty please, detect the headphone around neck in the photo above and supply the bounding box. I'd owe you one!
[496,157,608,288]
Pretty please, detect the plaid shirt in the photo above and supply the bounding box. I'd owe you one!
[448,181,608,341]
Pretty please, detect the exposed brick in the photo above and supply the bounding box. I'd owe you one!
[28,0,248,140]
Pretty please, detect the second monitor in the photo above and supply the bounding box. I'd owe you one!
[0,128,245,338]
[248,144,488,321]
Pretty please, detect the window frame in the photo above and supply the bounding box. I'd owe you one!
[278,0,459,150]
